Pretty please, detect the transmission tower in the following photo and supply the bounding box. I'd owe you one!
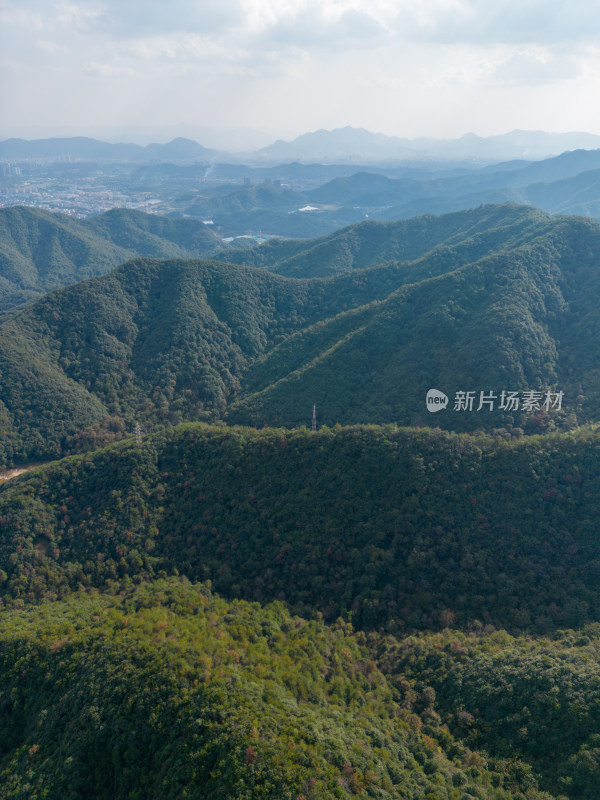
[134,422,144,446]
[311,404,317,432]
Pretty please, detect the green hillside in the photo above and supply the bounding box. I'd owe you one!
[0,578,558,800]
[0,206,223,314]
[231,214,600,432]
[81,207,223,256]
[8,204,547,468]
[0,206,130,313]
[185,183,306,217]
[0,251,426,466]
[380,624,600,799]
[2,422,600,634]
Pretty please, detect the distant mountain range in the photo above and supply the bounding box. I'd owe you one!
[253,127,600,164]
[4,127,600,165]
[178,146,600,237]
[0,136,220,162]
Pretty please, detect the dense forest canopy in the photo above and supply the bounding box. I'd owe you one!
[2,422,600,632]
[2,577,573,800]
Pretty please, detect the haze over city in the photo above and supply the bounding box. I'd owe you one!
[2,0,600,147]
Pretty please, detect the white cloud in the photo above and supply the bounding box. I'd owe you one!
[3,0,600,139]
[91,0,243,37]
[35,39,66,54]
[386,0,600,45]
[0,3,43,29]
[492,47,583,86]
[256,4,388,50]
[84,61,134,77]
[55,2,103,32]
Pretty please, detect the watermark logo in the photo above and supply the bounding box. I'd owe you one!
[426,389,564,412]
[426,389,449,412]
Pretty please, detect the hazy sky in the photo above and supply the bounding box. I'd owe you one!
[2,0,600,145]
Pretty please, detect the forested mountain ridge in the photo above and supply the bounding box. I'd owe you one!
[220,203,559,278]
[0,202,584,311]
[2,422,600,634]
[0,206,130,313]
[232,211,600,431]
[0,206,224,314]
[3,204,600,464]
[0,252,418,466]
[82,207,223,255]
[230,218,600,431]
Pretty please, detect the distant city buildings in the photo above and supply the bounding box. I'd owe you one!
[0,163,21,176]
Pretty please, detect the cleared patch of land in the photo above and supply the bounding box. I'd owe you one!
[0,464,41,483]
